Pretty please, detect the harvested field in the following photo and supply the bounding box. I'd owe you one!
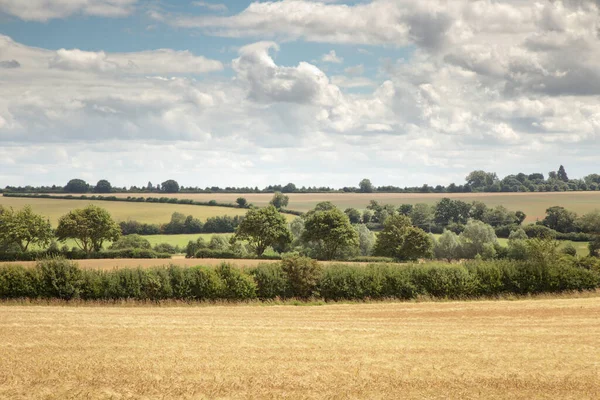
[1,297,600,399]
[0,196,249,225]
[109,191,600,222]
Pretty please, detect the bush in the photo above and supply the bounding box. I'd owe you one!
[250,263,287,299]
[560,244,578,257]
[109,234,152,250]
[153,243,180,254]
[280,255,322,298]
[215,264,257,300]
[36,257,82,300]
[0,264,38,298]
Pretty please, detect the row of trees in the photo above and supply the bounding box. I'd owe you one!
[5,165,600,195]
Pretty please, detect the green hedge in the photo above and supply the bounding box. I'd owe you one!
[0,249,171,262]
[1,256,598,302]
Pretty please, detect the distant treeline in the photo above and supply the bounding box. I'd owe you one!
[120,214,244,235]
[3,165,600,194]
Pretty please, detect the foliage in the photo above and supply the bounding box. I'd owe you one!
[0,206,54,252]
[409,203,434,229]
[542,206,577,233]
[109,234,152,250]
[344,208,362,224]
[459,220,498,259]
[55,205,121,254]
[160,180,180,193]
[359,178,374,193]
[232,206,292,257]
[433,230,461,261]
[269,192,289,210]
[373,214,433,261]
[301,206,358,260]
[280,255,322,298]
[355,224,376,256]
[236,197,248,207]
[64,179,89,193]
[590,236,600,258]
[94,179,112,193]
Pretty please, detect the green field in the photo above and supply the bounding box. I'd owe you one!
[110,191,600,223]
[0,197,251,226]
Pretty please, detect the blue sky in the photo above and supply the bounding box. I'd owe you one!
[1,0,599,188]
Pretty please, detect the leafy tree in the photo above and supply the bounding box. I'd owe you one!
[109,234,151,250]
[409,203,434,229]
[0,206,53,252]
[576,210,600,233]
[557,165,569,182]
[434,198,471,225]
[344,208,362,224]
[459,220,498,259]
[236,197,248,208]
[466,170,497,189]
[232,206,292,257]
[507,228,528,260]
[398,204,413,216]
[301,206,358,260]
[542,206,577,233]
[355,224,376,256]
[433,230,461,261]
[163,212,186,234]
[147,181,154,191]
[282,183,297,193]
[55,205,120,254]
[373,214,433,261]
[362,210,373,224]
[589,236,600,258]
[269,192,289,210]
[470,201,488,221]
[359,178,374,193]
[94,179,112,193]
[161,179,180,193]
[64,179,89,193]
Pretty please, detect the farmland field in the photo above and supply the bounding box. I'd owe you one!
[0,196,250,225]
[109,191,600,223]
[1,297,600,399]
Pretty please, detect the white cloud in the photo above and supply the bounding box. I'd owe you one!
[0,0,137,22]
[321,50,343,63]
[192,1,228,12]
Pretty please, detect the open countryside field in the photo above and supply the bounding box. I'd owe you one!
[0,196,251,225]
[110,191,600,223]
[1,298,600,399]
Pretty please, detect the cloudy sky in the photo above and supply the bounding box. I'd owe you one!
[1,0,599,189]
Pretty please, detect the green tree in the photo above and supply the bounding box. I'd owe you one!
[236,197,248,208]
[409,203,434,229]
[301,206,358,260]
[542,206,577,233]
[55,205,121,254]
[344,208,362,224]
[355,224,376,256]
[160,179,180,193]
[282,183,297,193]
[64,179,89,193]
[94,179,112,193]
[557,165,569,182]
[359,178,374,193]
[576,210,600,233]
[373,214,433,261]
[269,192,289,210]
[458,220,498,259]
[465,170,497,189]
[0,206,53,252]
[109,234,151,250]
[433,230,461,261]
[232,206,292,257]
[434,198,471,225]
[589,236,600,258]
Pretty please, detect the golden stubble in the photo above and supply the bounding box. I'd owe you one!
[1,298,600,399]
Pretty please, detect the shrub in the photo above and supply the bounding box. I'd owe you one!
[0,264,38,298]
[280,255,322,298]
[187,266,224,300]
[560,244,578,257]
[109,234,152,250]
[215,264,257,300]
[250,263,287,299]
[153,243,180,254]
[36,257,82,300]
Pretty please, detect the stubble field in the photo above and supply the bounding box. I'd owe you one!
[1,297,600,399]
[112,191,600,222]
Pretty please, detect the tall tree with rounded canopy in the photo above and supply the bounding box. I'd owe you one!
[160,179,180,193]
[269,192,289,210]
[94,179,112,193]
[373,214,432,261]
[359,178,374,193]
[301,205,358,260]
[0,206,53,252]
[55,205,121,254]
[232,205,292,257]
[64,179,89,193]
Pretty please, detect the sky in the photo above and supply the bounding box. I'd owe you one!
[1,0,600,189]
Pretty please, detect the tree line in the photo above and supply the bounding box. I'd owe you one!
[4,165,600,195]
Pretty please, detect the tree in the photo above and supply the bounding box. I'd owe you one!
[147,181,154,191]
[459,220,498,259]
[161,179,180,193]
[557,165,569,182]
[64,179,89,193]
[373,214,432,261]
[576,210,600,233]
[301,206,358,260]
[466,170,497,189]
[94,179,112,193]
[232,206,292,257]
[542,206,577,233]
[433,230,461,261]
[589,236,600,258]
[282,183,297,193]
[344,208,362,224]
[409,203,434,229]
[270,192,289,210]
[236,197,248,208]
[359,178,374,193]
[0,206,53,252]
[355,224,376,256]
[434,198,471,225]
[55,205,121,254]
[109,234,151,250]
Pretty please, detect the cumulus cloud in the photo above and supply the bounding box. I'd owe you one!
[192,1,228,12]
[0,0,138,21]
[321,50,343,63]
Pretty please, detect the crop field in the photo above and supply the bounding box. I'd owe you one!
[109,191,600,223]
[0,196,249,225]
[1,297,600,399]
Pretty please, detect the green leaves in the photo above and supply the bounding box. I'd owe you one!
[55,205,120,254]
[233,205,292,256]
[0,206,53,252]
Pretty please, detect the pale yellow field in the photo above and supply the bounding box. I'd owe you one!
[1,297,600,399]
[112,191,600,223]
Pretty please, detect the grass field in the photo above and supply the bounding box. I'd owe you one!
[0,197,250,226]
[1,297,600,399]
[107,191,600,223]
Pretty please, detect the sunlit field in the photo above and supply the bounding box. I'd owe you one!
[1,297,600,399]
[108,191,600,223]
[0,196,250,225]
